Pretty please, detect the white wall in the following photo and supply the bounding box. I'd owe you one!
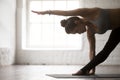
[0,0,16,65]
[16,0,120,65]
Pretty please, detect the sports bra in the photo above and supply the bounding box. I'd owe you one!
[90,9,111,34]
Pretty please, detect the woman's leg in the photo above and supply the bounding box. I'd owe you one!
[75,27,120,75]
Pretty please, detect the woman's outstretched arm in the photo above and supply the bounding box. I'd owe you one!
[32,9,83,16]
[32,8,100,19]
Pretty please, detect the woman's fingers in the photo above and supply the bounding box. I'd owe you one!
[31,10,39,14]
[31,10,46,15]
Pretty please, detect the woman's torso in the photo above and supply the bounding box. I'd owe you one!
[90,9,111,34]
[89,8,120,34]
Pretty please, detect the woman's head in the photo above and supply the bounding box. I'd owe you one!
[60,16,86,34]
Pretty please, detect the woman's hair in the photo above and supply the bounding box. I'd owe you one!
[60,16,81,33]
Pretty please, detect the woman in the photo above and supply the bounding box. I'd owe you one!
[32,7,120,75]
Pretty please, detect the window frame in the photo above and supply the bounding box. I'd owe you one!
[17,0,84,51]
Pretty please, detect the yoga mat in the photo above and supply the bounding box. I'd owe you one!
[47,74,120,78]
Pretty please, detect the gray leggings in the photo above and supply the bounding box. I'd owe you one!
[81,27,120,72]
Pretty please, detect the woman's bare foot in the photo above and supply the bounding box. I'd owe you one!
[89,69,95,75]
[72,70,90,75]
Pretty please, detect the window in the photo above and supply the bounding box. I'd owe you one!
[22,0,82,50]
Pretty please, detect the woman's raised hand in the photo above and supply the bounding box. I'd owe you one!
[31,10,48,15]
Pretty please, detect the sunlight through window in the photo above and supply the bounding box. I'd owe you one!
[23,0,83,50]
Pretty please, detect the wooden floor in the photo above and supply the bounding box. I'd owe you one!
[0,65,120,80]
